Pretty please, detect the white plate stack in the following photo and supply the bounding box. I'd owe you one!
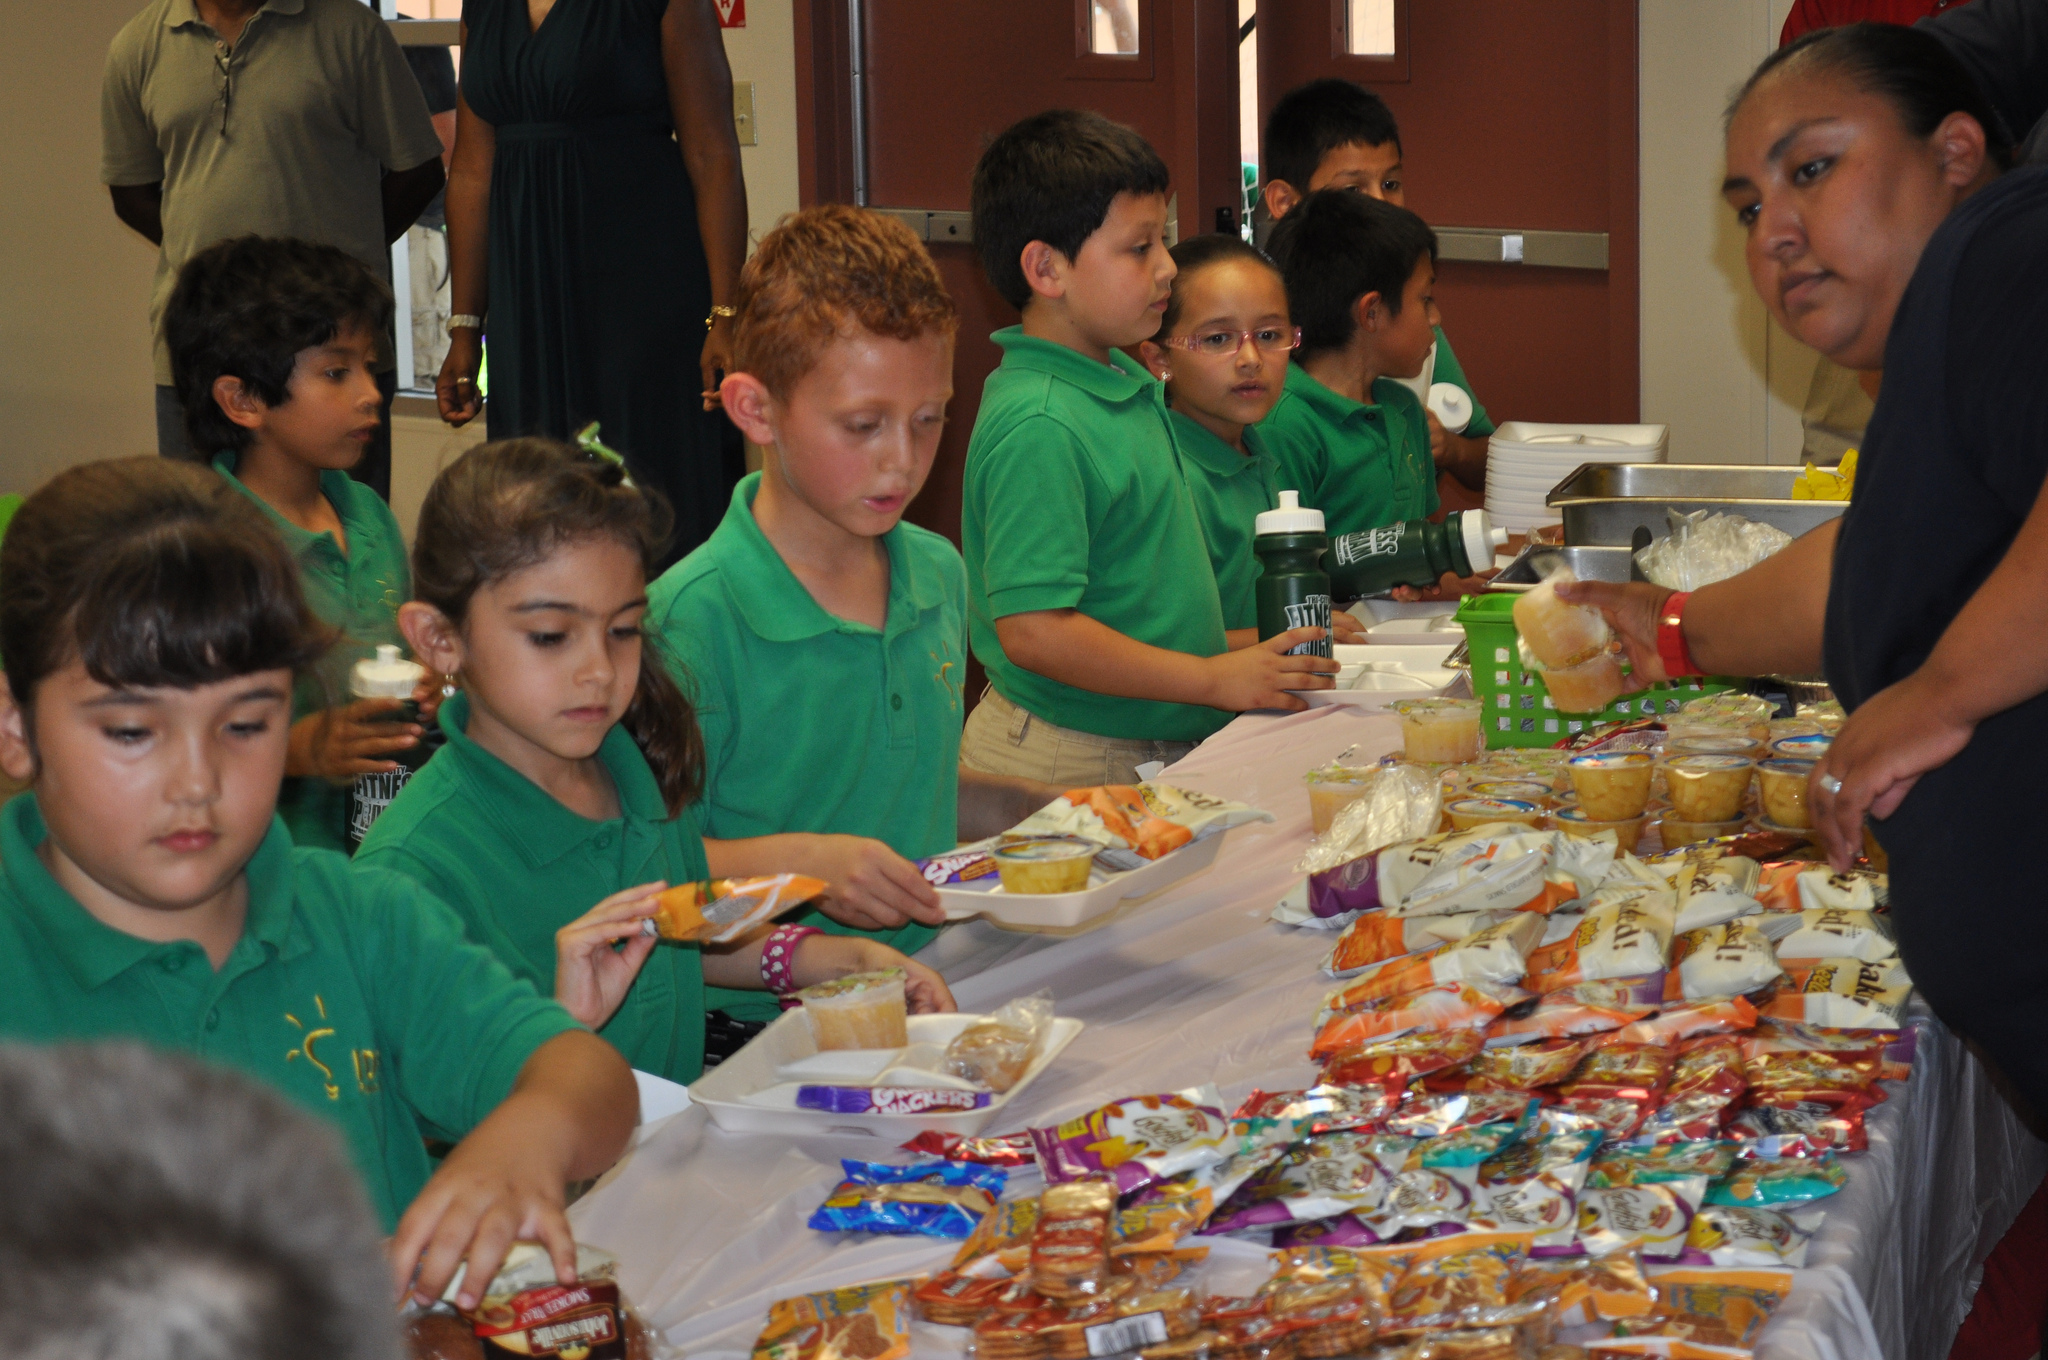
[1484,421,1669,534]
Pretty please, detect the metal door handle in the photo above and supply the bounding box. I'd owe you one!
[1434,228,1608,270]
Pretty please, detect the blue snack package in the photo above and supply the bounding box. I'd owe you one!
[796,1086,995,1115]
[807,1159,1008,1238]
[1705,1153,1848,1206]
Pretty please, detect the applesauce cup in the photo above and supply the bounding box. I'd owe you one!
[1468,779,1556,806]
[1567,751,1655,822]
[1305,765,1378,835]
[1657,815,1748,850]
[1665,733,1763,760]
[1445,797,1544,832]
[993,838,1097,894]
[1756,757,1818,830]
[1664,754,1755,823]
[1769,733,1832,763]
[1393,698,1483,764]
[799,968,909,1051]
[1551,806,1645,852]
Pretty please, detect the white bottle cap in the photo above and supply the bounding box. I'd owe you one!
[351,643,425,699]
[1459,509,1510,569]
[1255,489,1326,535]
[1427,382,1474,434]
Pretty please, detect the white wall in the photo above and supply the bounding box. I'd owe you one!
[721,3,803,245]
[1638,0,1817,466]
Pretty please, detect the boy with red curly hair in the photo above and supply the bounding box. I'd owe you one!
[648,206,1059,1033]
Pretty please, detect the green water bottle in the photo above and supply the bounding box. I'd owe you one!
[1254,491,1333,658]
[1326,509,1508,599]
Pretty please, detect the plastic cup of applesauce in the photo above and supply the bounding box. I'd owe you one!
[1567,751,1655,822]
[1305,766,1378,835]
[1756,757,1818,829]
[1770,733,1832,763]
[1551,806,1645,852]
[1664,754,1755,822]
[1393,698,1483,764]
[993,838,1097,895]
[1445,797,1544,832]
[799,968,909,1051]
[1666,733,1764,760]
[1539,651,1629,714]
[1468,779,1555,805]
[1656,814,1748,850]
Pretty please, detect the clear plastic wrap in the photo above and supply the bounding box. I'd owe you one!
[947,992,1056,1092]
[1295,763,1444,877]
[1634,508,1795,591]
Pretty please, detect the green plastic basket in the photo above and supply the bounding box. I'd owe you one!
[1453,592,1735,748]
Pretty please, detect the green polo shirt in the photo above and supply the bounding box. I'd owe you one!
[215,453,410,854]
[1432,328,1495,439]
[963,328,1230,742]
[647,474,952,1023]
[1259,363,1439,533]
[0,794,578,1232]
[1170,410,1281,633]
[354,693,711,1083]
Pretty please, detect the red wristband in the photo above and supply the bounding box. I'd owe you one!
[1656,591,1703,678]
[761,923,823,1005]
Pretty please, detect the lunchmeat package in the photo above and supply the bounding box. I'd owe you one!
[1308,827,1614,921]
[1576,1175,1709,1260]
[1760,958,1912,1029]
[1757,908,1896,964]
[1031,1088,1234,1195]
[650,875,828,943]
[1310,981,1531,1058]
[1686,1204,1825,1267]
[1472,1130,1603,1253]
[1521,891,1675,995]
[753,1279,915,1360]
[1665,920,1784,1001]
[808,1160,1006,1238]
[1007,783,1273,865]
[1324,909,1524,979]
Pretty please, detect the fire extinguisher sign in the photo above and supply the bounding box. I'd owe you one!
[714,0,745,25]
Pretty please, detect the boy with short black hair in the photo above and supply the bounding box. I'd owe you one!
[165,235,434,853]
[960,109,1335,787]
[1260,78,1495,490]
[1263,189,1441,539]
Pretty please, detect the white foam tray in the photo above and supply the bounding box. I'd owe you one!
[936,829,1226,932]
[691,1010,1084,1138]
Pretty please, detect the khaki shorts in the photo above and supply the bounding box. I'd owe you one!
[960,687,1196,787]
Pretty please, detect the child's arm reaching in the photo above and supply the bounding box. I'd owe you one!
[390,1030,636,1309]
[705,835,946,930]
[552,881,669,1029]
[997,611,1338,712]
[957,769,1066,841]
[703,930,956,1014]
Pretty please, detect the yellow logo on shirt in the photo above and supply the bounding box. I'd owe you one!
[930,640,963,713]
[285,995,379,1101]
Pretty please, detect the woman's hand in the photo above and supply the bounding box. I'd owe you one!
[1553,580,1677,683]
[792,934,956,1014]
[287,700,419,783]
[700,317,733,411]
[1810,672,1974,869]
[437,330,484,426]
[553,881,667,1030]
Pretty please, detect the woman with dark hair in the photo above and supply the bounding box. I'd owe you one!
[432,0,748,567]
[1566,24,2048,1108]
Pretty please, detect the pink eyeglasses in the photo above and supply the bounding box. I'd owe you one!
[1157,326,1302,356]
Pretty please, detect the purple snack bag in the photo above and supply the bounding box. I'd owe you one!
[1271,1213,1385,1249]
[797,1086,993,1114]
[1308,851,1386,919]
[1028,1089,1232,1196]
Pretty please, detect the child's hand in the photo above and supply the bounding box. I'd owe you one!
[1390,570,1497,603]
[1201,627,1339,712]
[553,880,667,1029]
[287,698,420,783]
[414,675,449,725]
[804,834,946,929]
[1331,611,1369,645]
[793,934,957,1014]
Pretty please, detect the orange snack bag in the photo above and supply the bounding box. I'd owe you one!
[652,874,827,943]
[1310,982,1530,1059]
[1068,786,1193,860]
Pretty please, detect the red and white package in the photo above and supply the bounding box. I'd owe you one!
[1323,914,1546,1000]
[1320,1031,1487,1089]
[1485,978,1660,1046]
[1757,907,1896,964]
[1727,1091,1875,1154]
[1551,1044,1676,1140]
[1761,958,1911,1029]
[1634,1036,1748,1143]
[1310,981,1530,1059]
[1323,910,1504,977]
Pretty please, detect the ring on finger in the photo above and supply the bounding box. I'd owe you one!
[1817,772,1843,796]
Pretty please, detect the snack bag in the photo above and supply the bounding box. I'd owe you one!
[1665,920,1782,1001]
[1588,1142,1737,1190]
[807,1159,1006,1238]
[1687,1205,1825,1267]
[1203,1130,1406,1237]
[1386,1091,1540,1139]
[1433,1037,1587,1091]
[1394,829,1616,918]
[1576,1176,1708,1260]
[1235,1085,1399,1135]
[1382,1231,1537,1334]
[650,874,827,943]
[1759,958,1911,1029]
[1008,783,1272,864]
[1740,1046,1881,1100]
[946,993,1055,1092]
[1310,981,1532,1058]
[1031,1089,1233,1194]
[1133,1115,1304,1225]
[449,1244,653,1360]
[1324,909,1505,977]
[1706,1154,1847,1206]
[1320,1030,1488,1089]
[1521,894,1675,996]
[1746,1019,1916,1081]
[1797,866,1888,912]
[1757,908,1895,964]
[1266,1278,1382,1359]
[1506,1250,1657,1328]
[1611,1268,1792,1349]
[1032,1180,1118,1301]
[1552,1044,1676,1140]
[1651,853,1763,933]
[1725,1092,1875,1154]
[1369,1125,1524,1237]
[753,1279,915,1360]
[1634,1037,1748,1144]
[1473,1131,1603,1252]
[951,1195,1040,1271]
[912,1272,1016,1326]
[902,1131,1038,1167]
[1485,980,1660,1046]
[1597,997,1757,1049]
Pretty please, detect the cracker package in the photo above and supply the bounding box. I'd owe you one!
[1521,894,1675,996]
[752,1280,915,1360]
[440,1243,665,1360]
[1506,1250,1657,1328]
[1706,1154,1847,1207]
[1435,1038,1587,1092]
[1472,1131,1603,1253]
[1760,957,1911,1029]
[808,1160,1006,1238]
[1382,1231,1537,1334]
[1310,981,1531,1058]
[1031,1089,1233,1195]
[1325,910,1506,977]
[1576,1177,1708,1261]
[1203,1130,1406,1238]
[1485,980,1659,1046]
[1325,913,1546,992]
[1320,1030,1488,1089]
[1664,920,1782,1002]
[1588,1142,1737,1190]
[650,874,827,943]
[1310,827,1613,921]
[1687,1204,1824,1267]
[1032,1180,1118,1302]
[1757,908,1895,964]
[1725,1092,1875,1154]
[1370,1126,1525,1237]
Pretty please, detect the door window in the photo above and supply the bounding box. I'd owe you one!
[1089,0,1142,55]
[1346,0,1396,57]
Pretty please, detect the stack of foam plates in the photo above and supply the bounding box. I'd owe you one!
[1484,421,1668,534]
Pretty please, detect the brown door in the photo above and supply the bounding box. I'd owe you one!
[796,0,1245,549]
[1257,0,1639,439]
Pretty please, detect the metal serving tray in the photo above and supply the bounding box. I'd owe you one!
[1546,463,1847,546]
[1485,544,1645,592]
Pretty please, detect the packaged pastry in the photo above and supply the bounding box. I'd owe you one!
[1576,1176,1708,1261]
[1521,893,1675,996]
[1382,1231,1537,1334]
[808,1159,1007,1238]
[1662,756,1754,824]
[1473,1131,1603,1253]
[753,1279,915,1360]
[1756,908,1895,964]
[1609,1268,1792,1350]
[1664,920,1782,1001]
[1759,957,1911,1029]
[1706,1154,1847,1206]
[994,839,1099,895]
[1325,909,1515,978]
[919,846,1002,889]
[650,874,827,943]
[1310,981,1532,1058]
[1687,1204,1824,1267]
[1032,1181,1118,1302]
[1569,752,1656,822]
[947,993,1055,1091]
[1319,1030,1487,1088]
[798,969,909,1050]
[1031,1090,1234,1195]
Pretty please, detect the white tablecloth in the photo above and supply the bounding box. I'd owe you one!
[567,704,2046,1360]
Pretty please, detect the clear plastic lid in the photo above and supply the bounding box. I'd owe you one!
[350,643,424,699]
[1255,489,1325,535]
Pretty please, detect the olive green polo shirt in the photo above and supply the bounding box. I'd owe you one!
[353,693,712,1084]
[1259,363,1439,533]
[0,794,579,1232]
[962,328,1231,742]
[1170,410,1281,633]
[215,453,409,854]
[101,0,441,383]
[646,473,951,1024]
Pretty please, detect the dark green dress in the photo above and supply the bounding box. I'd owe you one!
[461,0,743,563]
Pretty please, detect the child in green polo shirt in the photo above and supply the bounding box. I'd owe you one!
[959,110,1338,786]
[360,439,954,1075]
[1135,234,1370,644]
[0,457,634,1310]
[164,235,436,854]
[649,206,1061,1022]
[1260,78,1496,492]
